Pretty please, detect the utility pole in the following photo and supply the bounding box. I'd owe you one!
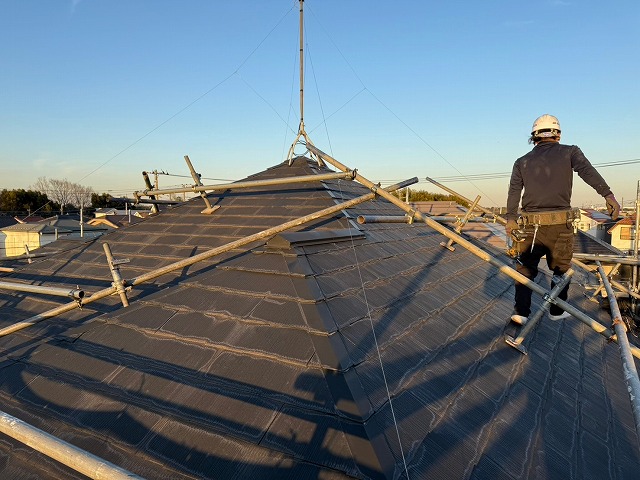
[633,180,639,296]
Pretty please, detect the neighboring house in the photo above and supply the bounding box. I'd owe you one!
[14,214,46,223]
[0,215,18,229]
[94,207,122,217]
[0,215,109,258]
[411,200,507,249]
[87,214,146,230]
[608,216,638,253]
[409,200,467,216]
[577,208,614,242]
[0,157,638,478]
[94,207,152,218]
[0,222,71,257]
[41,214,110,239]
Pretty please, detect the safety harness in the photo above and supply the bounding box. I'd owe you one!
[511,208,580,253]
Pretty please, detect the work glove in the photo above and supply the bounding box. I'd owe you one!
[506,219,519,238]
[604,193,621,220]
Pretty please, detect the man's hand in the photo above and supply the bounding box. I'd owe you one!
[605,193,621,220]
[506,219,519,238]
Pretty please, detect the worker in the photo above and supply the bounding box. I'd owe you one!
[505,114,621,326]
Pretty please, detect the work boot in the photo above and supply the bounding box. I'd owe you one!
[549,311,571,321]
[511,314,528,326]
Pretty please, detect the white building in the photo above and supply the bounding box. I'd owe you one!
[608,216,638,253]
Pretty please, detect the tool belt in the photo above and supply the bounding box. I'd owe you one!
[517,208,580,227]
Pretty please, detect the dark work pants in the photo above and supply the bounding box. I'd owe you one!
[513,223,574,317]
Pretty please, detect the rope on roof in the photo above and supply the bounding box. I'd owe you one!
[337,179,410,478]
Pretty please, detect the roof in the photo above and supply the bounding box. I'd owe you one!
[38,215,110,234]
[0,215,18,229]
[87,214,146,229]
[579,209,612,223]
[0,157,638,479]
[608,216,637,234]
[94,208,151,218]
[409,201,467,216]
[94,207,121,215]
[14,215,46,223]
[0,222,67,234]
[574,229,624,256]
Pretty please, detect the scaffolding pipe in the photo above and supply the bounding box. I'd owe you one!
[425,176,507,223]
[634,188,639,293]
[425,178,640,303]
[596,261,640,436]
[306,144,640,359]
[430,216,497,224]
[184,155,214,212]
[129,197,180,206]
[505,270,574,352]
[0,410,144,479]
[136,171,353,198]
[103,243,129,308]
[572,258,640,301]
[573,253,640,266]
[141,171,159,214]
[442,194,482,251]
[0,281,84,300]
[0,178,417,338]
[357,215,410,224]
[356,215,498,225]
[130,178,412,286]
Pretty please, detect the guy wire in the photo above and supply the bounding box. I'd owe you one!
[337,179,410,478]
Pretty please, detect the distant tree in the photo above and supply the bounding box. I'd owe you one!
[91,192,125,208]
[71,184,93,212]
[31,177,94,215]
[0,188,51,215]
[399,189,469,207]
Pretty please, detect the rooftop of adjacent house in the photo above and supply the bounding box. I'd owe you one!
[87,214,147,229]
[0,156,638,479]
[39,214,111,234]
[609,216,637,230]
[580,208,613,223]
[1,222,68,234]
[408,201,467,216]
[14,215,46,223]
[94,207,152,218]
[0,215,18,229]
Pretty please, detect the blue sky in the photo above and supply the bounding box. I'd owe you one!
[1,0,638,208]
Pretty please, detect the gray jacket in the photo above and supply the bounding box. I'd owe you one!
[506,142,611,220]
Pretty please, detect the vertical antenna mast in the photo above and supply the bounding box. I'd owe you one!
[299,0,304,129]
[287,0,323,166]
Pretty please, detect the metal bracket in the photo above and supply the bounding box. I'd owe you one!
[505,335,528,354]
[441,195,481,252]
[103,243,130,308]
[505,268,575,353]
[184,155,218,214]
[201,205,221,215]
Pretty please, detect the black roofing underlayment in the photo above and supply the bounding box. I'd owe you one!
[0,156,638,479]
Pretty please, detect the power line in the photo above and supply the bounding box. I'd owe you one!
[430,158,640,182]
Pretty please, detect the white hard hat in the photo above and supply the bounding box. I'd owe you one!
[531,114,561,136]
